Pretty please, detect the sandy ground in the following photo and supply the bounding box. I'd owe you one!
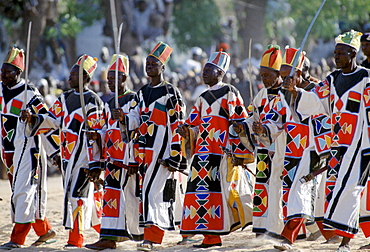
[0,175,369,252]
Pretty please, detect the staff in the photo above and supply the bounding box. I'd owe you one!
[23,21,32,110]
[288,0,327,77]
[78,55,88,131]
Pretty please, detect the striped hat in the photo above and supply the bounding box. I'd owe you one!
[108,54,129,75]
[260,45,282,71]
[3,45,25,71]
[148,41,172,64]
[335,30,363,51]
[74,54,98,78]
[282,47,305,71]
[206,50,230,73]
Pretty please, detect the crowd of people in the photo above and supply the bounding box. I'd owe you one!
[0,29,370,252]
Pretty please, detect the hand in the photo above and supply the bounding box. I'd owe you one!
[86,130,99,141]
[252,121,266,135]
[231,157,244,166]
[177,124,189,138]
[158,158,176,172]
[127,166,139,176]
[86,168,101,182]
[112,108,124,122]
[232,121,244,134]
[282,76,296,92]
[52,154,62,171]
[20,109,35,124]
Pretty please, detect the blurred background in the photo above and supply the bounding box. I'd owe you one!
[0,0,369,177]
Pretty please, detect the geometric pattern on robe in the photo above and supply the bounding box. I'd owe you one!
[296,67,370,236]
[125,81,187,231]
[100,90,144,241]
[0,80,51,223]
[264,85,329,225]
[242,87,285,237]
[28,88,105,230]
[180,83,254,235]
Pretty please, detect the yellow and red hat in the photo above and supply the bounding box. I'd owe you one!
[3,45,25,71]
[206,49,230,73]
[260,45,282,71]
[335,30,362,51]
[148,41,172,64]
[108,54,129,75]
[74,54,98,78]
[282,47,305,71]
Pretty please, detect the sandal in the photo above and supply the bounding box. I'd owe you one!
[0,241,21,250]
[137,242,153,251]
[177,236,202,245]
[274,242,293,251]
[31,229,57,246]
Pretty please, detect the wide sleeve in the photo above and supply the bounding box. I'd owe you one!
[295,78,331,120]
[165,85,187,170]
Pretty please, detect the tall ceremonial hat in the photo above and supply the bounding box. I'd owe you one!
[108,54,129,75]
[260,45,282,71]
[282,46,305,71]
[361,32,370,42]
[206,49,230,73]
[335,30,362,51]
[148,41,172,64]
[74,54,98,78]
[3,45,25,71]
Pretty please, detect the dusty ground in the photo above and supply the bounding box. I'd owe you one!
[0,175,369,252]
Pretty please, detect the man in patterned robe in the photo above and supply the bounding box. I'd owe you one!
[284,30,370,252]
[235,45,285,238]
[85,54,142,250]
[0,46,57,249]
[124,42,187,251]
[178,50,254,248]
[23,55,105,248]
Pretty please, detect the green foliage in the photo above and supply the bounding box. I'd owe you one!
[50,0,104,38]
[172,0,222,52]
[266,0,370,44]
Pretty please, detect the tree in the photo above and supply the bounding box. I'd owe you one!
[266,0,370,49]
[172,0,222,52]
[234,0,268,59]
[0,0,104,70]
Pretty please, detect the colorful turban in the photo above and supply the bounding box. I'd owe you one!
[361,33,370,42]
[74,54,98,78]
[260,45,282,71]
[148,41,172,64]
[335,30,362,51]
[282,47,305,71]
[3,45,25,71]
[108,54,129,75]
[206,50,230,73]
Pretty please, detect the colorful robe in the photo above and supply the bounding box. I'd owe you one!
[263,86,328,224]
[125,81,187,230]
[100,90,144,241]
[295,67,370,237]
[180,83,254,236]
[241,87,286,237]
[0,80,57,224]
[28,88,105,231]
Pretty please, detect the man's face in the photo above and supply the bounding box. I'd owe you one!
[259,67,280,89]
[202,63,221,86]
[107,70,125,92]
[145,56,163,78]
[361,41,370,57]
[68,65,88,89]
[1,63,20,88]
[333,44,353,69]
